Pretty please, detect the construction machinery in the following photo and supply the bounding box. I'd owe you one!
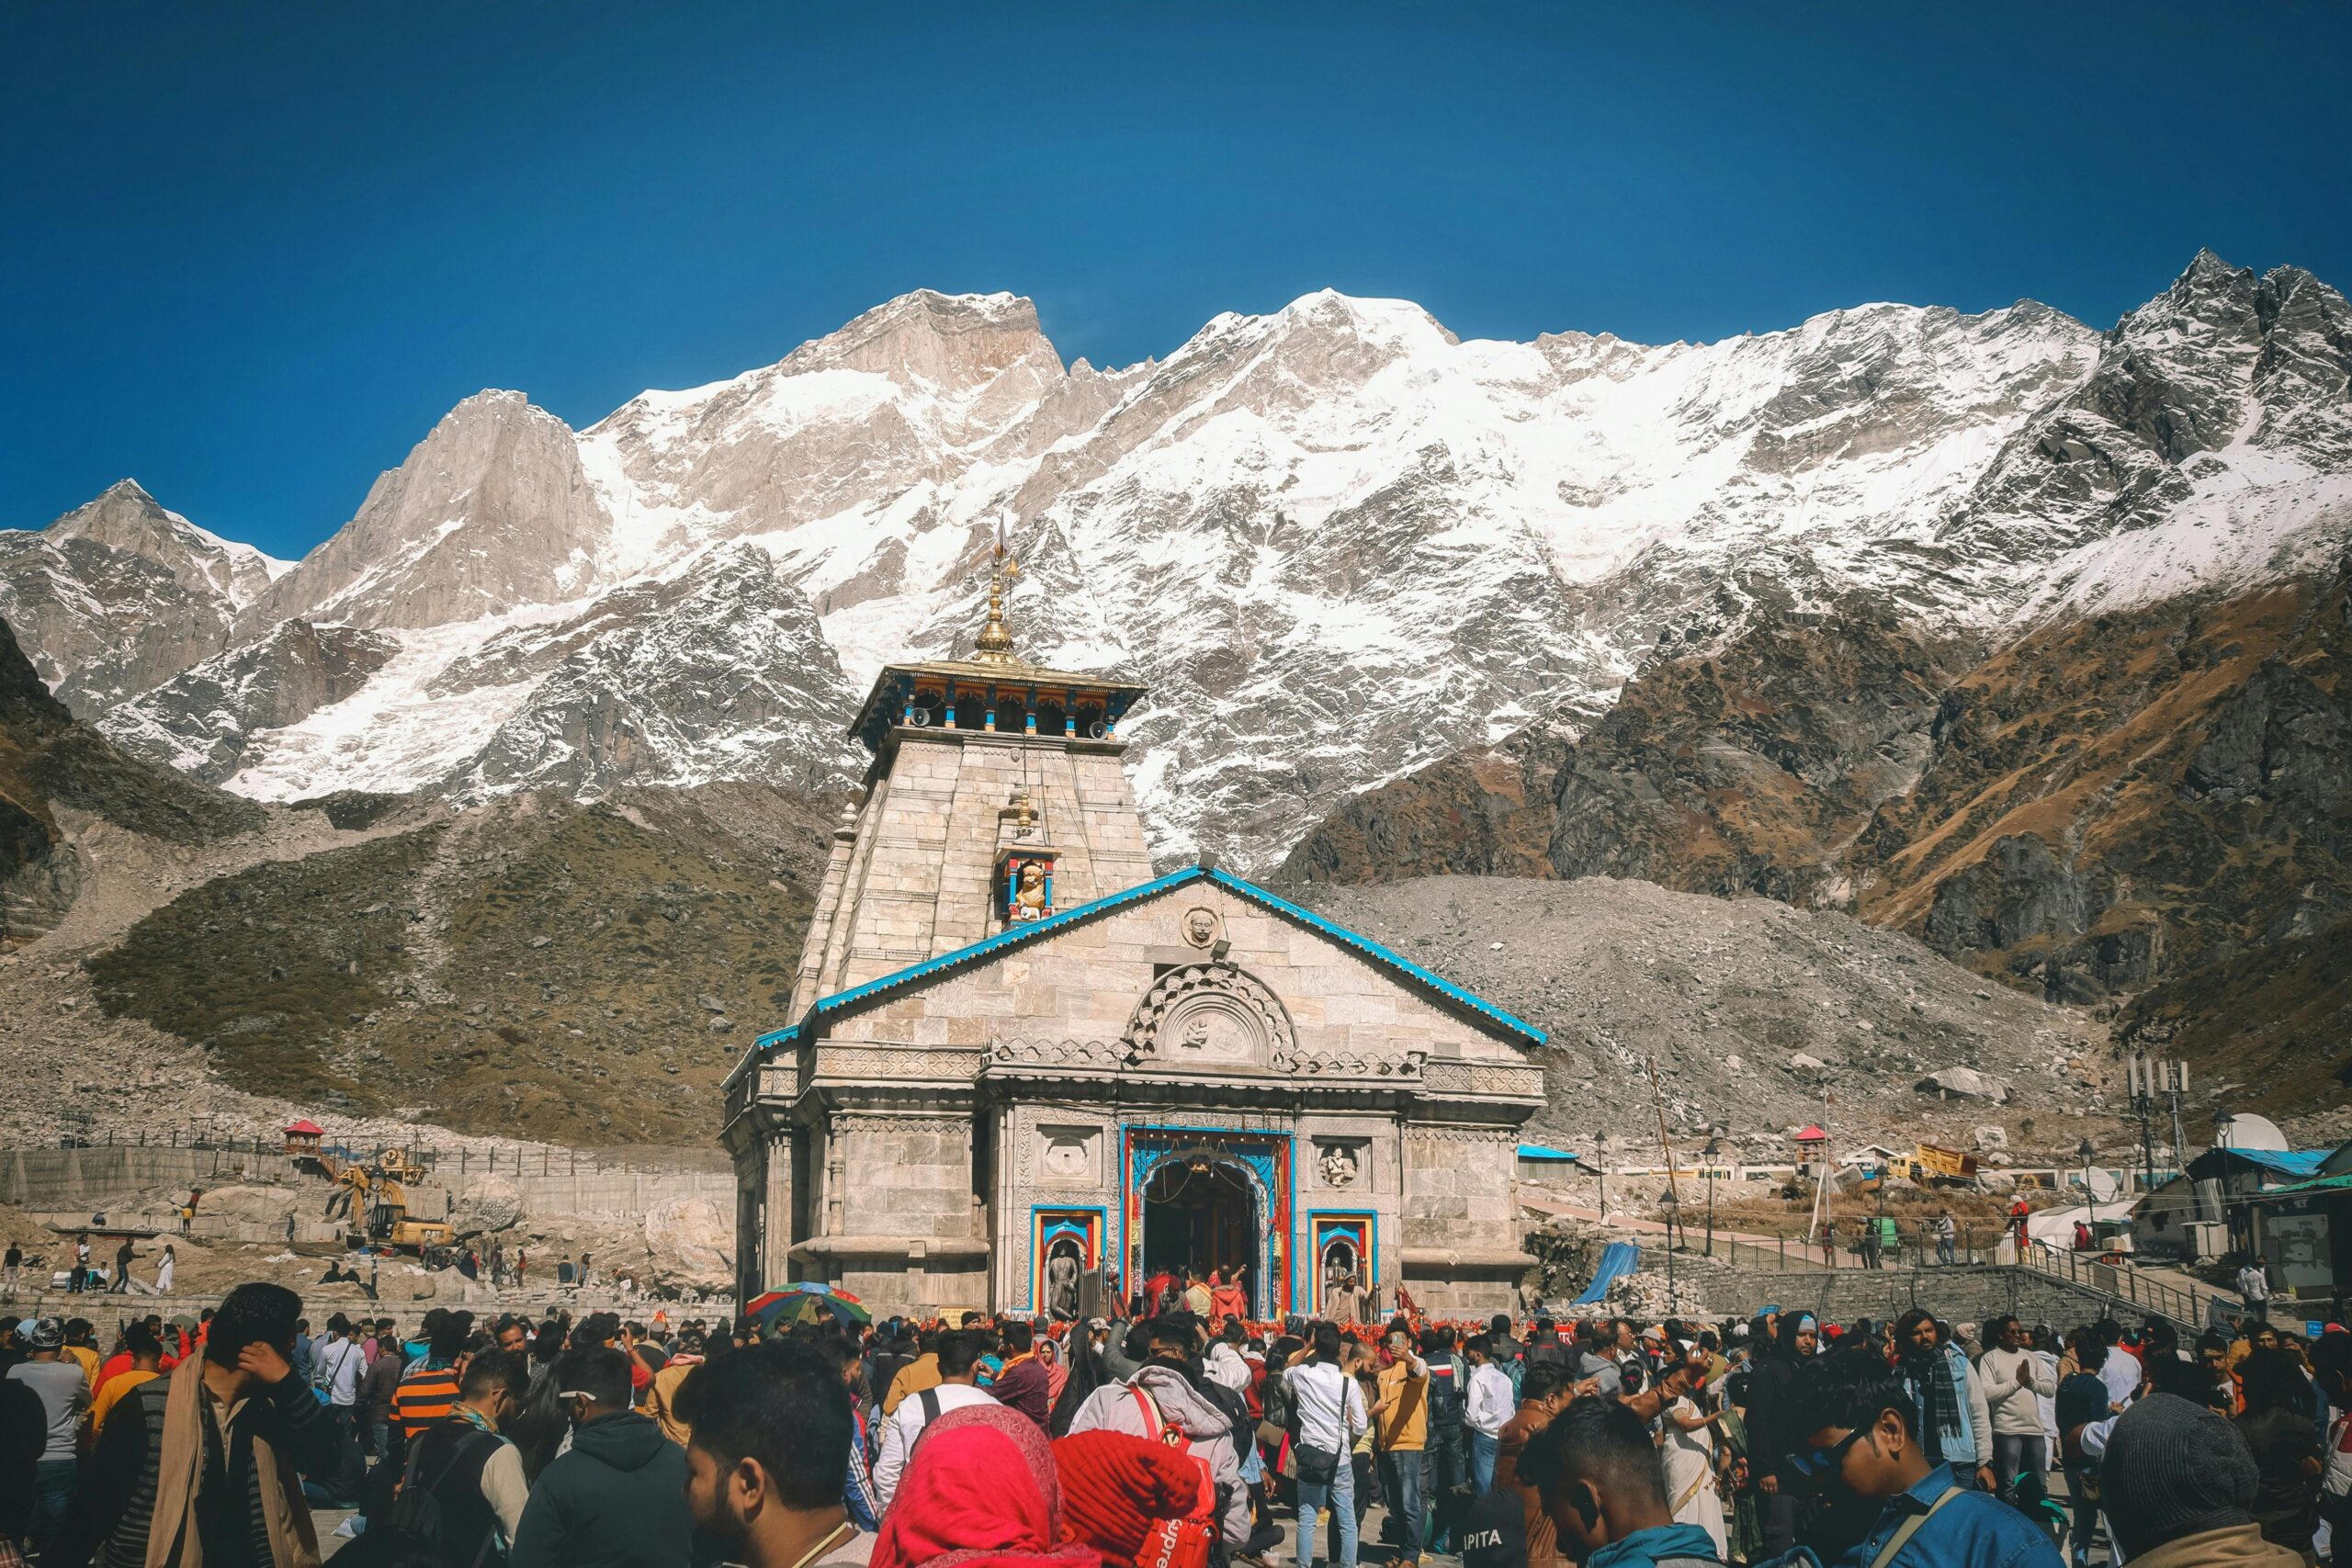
[313,1146,455,1254]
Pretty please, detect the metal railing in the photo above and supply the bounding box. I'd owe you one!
[1684,1223,2002,1272]
[2018,1240,2211,1328]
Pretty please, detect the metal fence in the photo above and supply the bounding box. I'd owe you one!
[44,1128,708,1178]
[1668,1222,2005,1272]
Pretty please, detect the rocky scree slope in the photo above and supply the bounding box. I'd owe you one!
[1294,875,2106,1151]
[14,255,2344,873]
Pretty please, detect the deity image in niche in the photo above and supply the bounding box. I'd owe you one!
[1317,1144,1361,1188]
[1172,1006,1252,1061]
[1182,907,1220,948]
[1323,1245,1363,1324]
[1012,861,1049,920]
[1046,1241,1082,1320]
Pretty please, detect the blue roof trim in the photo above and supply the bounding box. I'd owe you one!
[1518,1143,1579,1161]
[1200,868,1546,1047]
[731,864,1547,1088]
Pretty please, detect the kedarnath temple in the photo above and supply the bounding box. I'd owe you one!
[721,543,1548,1318]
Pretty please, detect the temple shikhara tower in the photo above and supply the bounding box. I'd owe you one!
[723,536,1546,1317]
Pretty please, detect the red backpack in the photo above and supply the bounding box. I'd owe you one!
[1131,1385,1217,1568]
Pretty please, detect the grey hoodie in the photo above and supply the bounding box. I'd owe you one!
[1068,1361,1251,1548]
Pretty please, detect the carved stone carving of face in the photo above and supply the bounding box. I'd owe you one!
[1181,908,1219,948]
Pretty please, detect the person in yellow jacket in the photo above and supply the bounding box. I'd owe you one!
[881,1328,942,1416]
[1373,1324,1431,1568]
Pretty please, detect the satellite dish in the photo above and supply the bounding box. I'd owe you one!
[2218,1113,2290,1152]
[2086,1168,2121,1202]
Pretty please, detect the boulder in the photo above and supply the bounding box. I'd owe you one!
[643,1197,731,1289]
[1789,1053,1826,1073]
[450,1175,523,1235]
[198,1184,301,1227]
[1970,1124,2009,1153]
[1917,1066,2012,1103]
[1980,1169,2018,1194]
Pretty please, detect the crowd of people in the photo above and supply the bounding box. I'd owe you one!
[1,1286,2344,1568]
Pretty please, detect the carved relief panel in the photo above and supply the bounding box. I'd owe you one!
[1037,1123,1102,1186]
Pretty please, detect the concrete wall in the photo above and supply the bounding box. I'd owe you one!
[1680,1262,2174,1327]
[1,1145,733,1232]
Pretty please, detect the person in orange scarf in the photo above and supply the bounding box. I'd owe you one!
[871,1402,1100,1568]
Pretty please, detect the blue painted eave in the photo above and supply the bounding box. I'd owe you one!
[729,863,1547,1089]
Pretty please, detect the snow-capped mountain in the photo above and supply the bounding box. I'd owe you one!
[6,254,2347,868]
[0,480,289,714]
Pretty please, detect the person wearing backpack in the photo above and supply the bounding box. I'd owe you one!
[508,1346,693,1568]
[1069,1314,1252,1551]
[872,1330,998,1512]
[360,1349,531,1568]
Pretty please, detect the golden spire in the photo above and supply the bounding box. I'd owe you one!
[973,518,1022,665]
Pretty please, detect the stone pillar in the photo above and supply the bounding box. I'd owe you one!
[760,1131,797,1291]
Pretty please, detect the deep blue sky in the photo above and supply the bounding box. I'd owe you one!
[6,2,2349,560]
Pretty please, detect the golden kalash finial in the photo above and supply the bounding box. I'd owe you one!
[973,517,1022,665]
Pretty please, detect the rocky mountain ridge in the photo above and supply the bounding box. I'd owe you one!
[11,254,2344,874]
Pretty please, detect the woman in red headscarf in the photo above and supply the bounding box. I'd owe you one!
[873,1402,1101,1568]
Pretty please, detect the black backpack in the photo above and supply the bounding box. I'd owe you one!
[366,1427,501,1568]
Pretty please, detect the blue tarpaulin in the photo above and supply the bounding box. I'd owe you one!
[1573,1241,1642,1305]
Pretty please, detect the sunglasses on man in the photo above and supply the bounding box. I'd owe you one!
[1788,1426,1868,1479]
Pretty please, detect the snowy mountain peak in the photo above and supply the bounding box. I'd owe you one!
[8,256,2347,870]
[39,478,288,604]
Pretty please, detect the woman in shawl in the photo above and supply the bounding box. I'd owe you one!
[873,1401,1101,1568]
[1039,1334,1070,1410]
[1715,1371,1763,1566]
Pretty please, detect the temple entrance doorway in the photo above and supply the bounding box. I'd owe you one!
[1142,1152,1261,1310]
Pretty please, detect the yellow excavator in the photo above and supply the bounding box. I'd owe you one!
[318,1147,455,1255]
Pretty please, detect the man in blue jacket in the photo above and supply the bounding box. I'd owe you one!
[1792,1350,2062,1568]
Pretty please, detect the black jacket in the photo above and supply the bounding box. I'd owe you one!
[509,1411,693,1568]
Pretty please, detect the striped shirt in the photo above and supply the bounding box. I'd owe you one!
[393,1361,461,1437]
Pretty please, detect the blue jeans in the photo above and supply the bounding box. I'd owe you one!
[2064,1460,2103,1565]
[1297,1451,1357,1568]
[1377,1450,1424,1560]
[33,1457,76,1556]
[1422,1427,1469,1551]
[1467,1428,1498,1495]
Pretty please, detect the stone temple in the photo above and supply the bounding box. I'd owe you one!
[723,547,1546,1318]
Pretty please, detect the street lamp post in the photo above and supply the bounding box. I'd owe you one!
[1594,1130,1606,1222]
[1660,1188,1681,1313]
[1702,1132,1724,1258]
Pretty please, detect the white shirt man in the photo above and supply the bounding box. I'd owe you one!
[314,1324,368,1407]
[1464,1351,1515,1439]
[2240,1261,2271,1306]
[871,1335,997,1512]
[1283,1353,1368,1456]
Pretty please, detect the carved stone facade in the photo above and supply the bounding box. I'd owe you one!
[723,626,1546,1317]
